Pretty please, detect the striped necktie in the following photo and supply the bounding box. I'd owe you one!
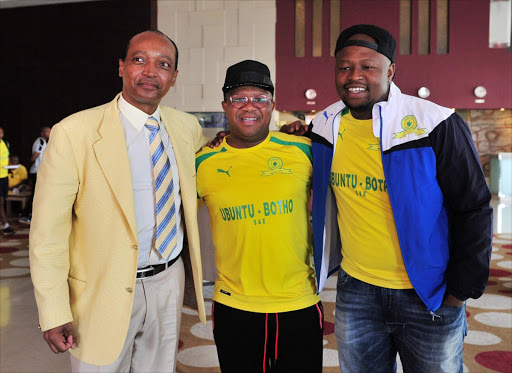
[145,117,177,260]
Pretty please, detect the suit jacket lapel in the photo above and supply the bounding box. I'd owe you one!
[93,94,138,240]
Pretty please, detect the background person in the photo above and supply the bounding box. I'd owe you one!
[18,125,51,225]
[8,155,29,190]
[0,126,15,235]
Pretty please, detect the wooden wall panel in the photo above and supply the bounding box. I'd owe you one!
[276,0,512,111]
[295,0,306,57]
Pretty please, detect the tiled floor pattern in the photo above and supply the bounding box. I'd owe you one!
[175,233,512,372]
[1,223,511,372]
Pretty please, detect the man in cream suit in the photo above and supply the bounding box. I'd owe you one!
[30,30,207,372]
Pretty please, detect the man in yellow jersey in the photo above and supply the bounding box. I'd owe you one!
[196,60,323,372]
[0,126,16,235]
[8,155,29,189]
[285,25,492,372]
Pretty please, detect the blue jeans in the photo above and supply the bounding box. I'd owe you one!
[335,268,467,373]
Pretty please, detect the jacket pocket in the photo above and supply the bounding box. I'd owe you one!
[68,275,87,315]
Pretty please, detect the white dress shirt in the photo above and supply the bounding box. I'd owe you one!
[118,94,184,267]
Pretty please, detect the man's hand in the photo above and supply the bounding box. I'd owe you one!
[208,131,229,148]
[43,322,76,353]
[442,293,465,307]
[279,120,307,136]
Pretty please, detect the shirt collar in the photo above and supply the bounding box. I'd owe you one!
[118,94,161,131]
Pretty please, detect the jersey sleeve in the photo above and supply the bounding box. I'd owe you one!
[32,138,46,153]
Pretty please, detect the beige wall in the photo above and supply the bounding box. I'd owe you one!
[157,0,276,114]
[157,1,277,278]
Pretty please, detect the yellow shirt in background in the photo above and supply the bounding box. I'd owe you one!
[196,132,319,313]
[331,110,412,289]
[9,164,28,188]
[0,140,9,179]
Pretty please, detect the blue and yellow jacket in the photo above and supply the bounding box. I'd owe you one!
[310,82,493,312]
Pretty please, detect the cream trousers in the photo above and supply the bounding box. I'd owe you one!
[70,257,185,372]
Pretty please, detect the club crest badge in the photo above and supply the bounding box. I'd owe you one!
[261,157,292,176]
[393,115,427,138]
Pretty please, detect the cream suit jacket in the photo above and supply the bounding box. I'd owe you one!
[29,94,208,365]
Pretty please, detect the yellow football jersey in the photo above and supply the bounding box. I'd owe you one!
[196,132,319,313]
[331,110,412,289]
[0,140,9,179]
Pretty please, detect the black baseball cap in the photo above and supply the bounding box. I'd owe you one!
[222,60,274,95]
[334,24,396,63]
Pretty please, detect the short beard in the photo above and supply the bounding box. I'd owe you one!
[342,90,390,120]
[344,100,374,119]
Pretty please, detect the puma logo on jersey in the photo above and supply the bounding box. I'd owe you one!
[338,128,346,141]
[217,166,232,177]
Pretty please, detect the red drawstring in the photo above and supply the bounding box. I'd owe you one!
[211,302,215,330]
[275,313,279,361]
[315,303,323,329]
[263,313,269,373]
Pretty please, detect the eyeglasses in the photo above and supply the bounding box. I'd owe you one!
[228,95,272,109]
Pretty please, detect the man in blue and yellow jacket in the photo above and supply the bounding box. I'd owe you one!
[308,25,492,372]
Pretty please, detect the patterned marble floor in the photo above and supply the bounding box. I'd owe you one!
[175,233,512,373]
[1,220,511,372]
